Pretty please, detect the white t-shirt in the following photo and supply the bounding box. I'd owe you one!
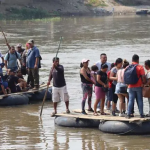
[95,61,111,72]
[146,72,150,80]
[0,52,3,64]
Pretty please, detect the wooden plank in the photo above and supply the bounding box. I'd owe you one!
[0,84,52,100]
[55,113,150,123]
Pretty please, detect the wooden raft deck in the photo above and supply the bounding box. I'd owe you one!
[55,109,150,123]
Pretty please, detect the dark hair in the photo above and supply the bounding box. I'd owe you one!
[115,58,123,66]
[132,54,139,62]
[80,63,83,68]
[91,65,98,71]
[101,64,108,69]
[100,53,106,57]
[111,63,115,68]
[123,59,129,68]
[145,60,150,68]
[53,57,59,62]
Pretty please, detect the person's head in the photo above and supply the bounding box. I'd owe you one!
[53,57,59,66]
[25,43,30,50]
[16,43,22,52]
[17,69,22,77]
[10,46,15,54]
[27,39,34,48]
[115,58,123,68]
[123,59,129,69]
[132,54,139,63]
[81,59,89,68]
[110,63,115,70]
[101,64,108,73]
[145,60,150,70]
[9,69,16,76]
[100,53,107,64]
[91,65,98,72]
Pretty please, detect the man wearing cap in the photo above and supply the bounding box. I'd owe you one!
[47,57,70,117]
[16,44,25,55]
[4,46,21,71]
[27,39,40,90]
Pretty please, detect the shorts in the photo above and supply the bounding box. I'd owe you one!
[112,84,118,104]
[107,88,113,101]
[52,86,69,103]
[95,86,105,100]
[115,83,127,94]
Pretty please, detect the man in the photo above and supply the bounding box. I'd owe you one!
[6,69,26,93]
[16,44,25,56]
[127,54,146,118]
[4,46,21,71]
[47,57,70,117]
[26,39,40,90]
[95,53,111,71]
[0,50,4,74]
[95,53,111,111]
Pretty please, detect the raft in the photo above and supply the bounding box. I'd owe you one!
[55,109,150,135]
[0,84,52,106]
[136,10,148,15]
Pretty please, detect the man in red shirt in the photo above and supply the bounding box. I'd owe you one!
[127,54,146,118]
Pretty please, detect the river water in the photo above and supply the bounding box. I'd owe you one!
[0,15,150,150]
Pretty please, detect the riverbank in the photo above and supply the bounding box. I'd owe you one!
[0,0,150,19]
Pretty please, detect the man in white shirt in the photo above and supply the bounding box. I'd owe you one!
[0,51,4,74]
[95,53,111,111]
[95,53,111,71]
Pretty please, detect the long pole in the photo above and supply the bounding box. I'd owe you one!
[0,26,10,50]
[40,36,63,117]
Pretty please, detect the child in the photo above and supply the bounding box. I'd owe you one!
[91,65,98,85]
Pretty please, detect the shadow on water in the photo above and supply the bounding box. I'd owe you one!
[0,16,150,149]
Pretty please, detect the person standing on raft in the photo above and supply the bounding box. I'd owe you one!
[80,59,95,115]
[47,57,70,117]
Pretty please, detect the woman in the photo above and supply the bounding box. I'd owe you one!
[116,59,129,117]
[110,58,123,116]
[94,64,108,116]
[80,59,95,115]
[144,60,150,116]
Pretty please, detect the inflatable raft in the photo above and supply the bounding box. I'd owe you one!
[0,84,52,106]
[99,120,150,135]
[55,110,150,135]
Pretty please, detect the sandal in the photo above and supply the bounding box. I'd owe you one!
[93,113,99,116]
[146,114,150,117]
[66,109,70,114]
[51,112,57,117]
[100,112,107,115]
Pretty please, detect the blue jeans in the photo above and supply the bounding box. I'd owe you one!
[128,87,143,116]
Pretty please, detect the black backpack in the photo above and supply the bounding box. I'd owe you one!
[7,51,18,61]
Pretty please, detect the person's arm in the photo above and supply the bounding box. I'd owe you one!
[141,67,146,84]
[4,60,7,69]
[34,48,40,69]
[1,57,4,63]
[110,70,117,81]
[80,68,95,84]
[97,74,107,87]
[4,53,8,69]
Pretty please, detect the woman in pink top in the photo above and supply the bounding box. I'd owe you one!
[115,60,129,117]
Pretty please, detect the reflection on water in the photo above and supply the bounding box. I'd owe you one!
[0,16,150,149]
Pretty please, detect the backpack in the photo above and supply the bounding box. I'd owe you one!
[7,51,18,61]
[124,64,139,84]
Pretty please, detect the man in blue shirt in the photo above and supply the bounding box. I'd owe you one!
[27,39,40,90]
[4,46,21,71]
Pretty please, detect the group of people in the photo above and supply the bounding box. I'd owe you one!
[80,53,150,119]
[0,39,41,96]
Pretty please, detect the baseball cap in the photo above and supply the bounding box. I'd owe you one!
[27,39,34,44]
[16,43,22,48]
[82,58,90,64]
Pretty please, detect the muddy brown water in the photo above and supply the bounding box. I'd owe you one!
[0,16,150,149]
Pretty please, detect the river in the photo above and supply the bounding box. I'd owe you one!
[0,15,150,150]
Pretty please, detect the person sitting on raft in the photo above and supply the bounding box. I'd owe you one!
[94,64,108,116]
[0,76,8,96]
[7,69,27,93]
[47,57,70,117]
[80,59,95,115]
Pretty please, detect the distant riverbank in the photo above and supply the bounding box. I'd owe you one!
[0,0,150,19]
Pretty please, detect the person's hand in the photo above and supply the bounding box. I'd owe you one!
[104,84,107,88]
[47,81,50,86]
[34,64,38,69]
